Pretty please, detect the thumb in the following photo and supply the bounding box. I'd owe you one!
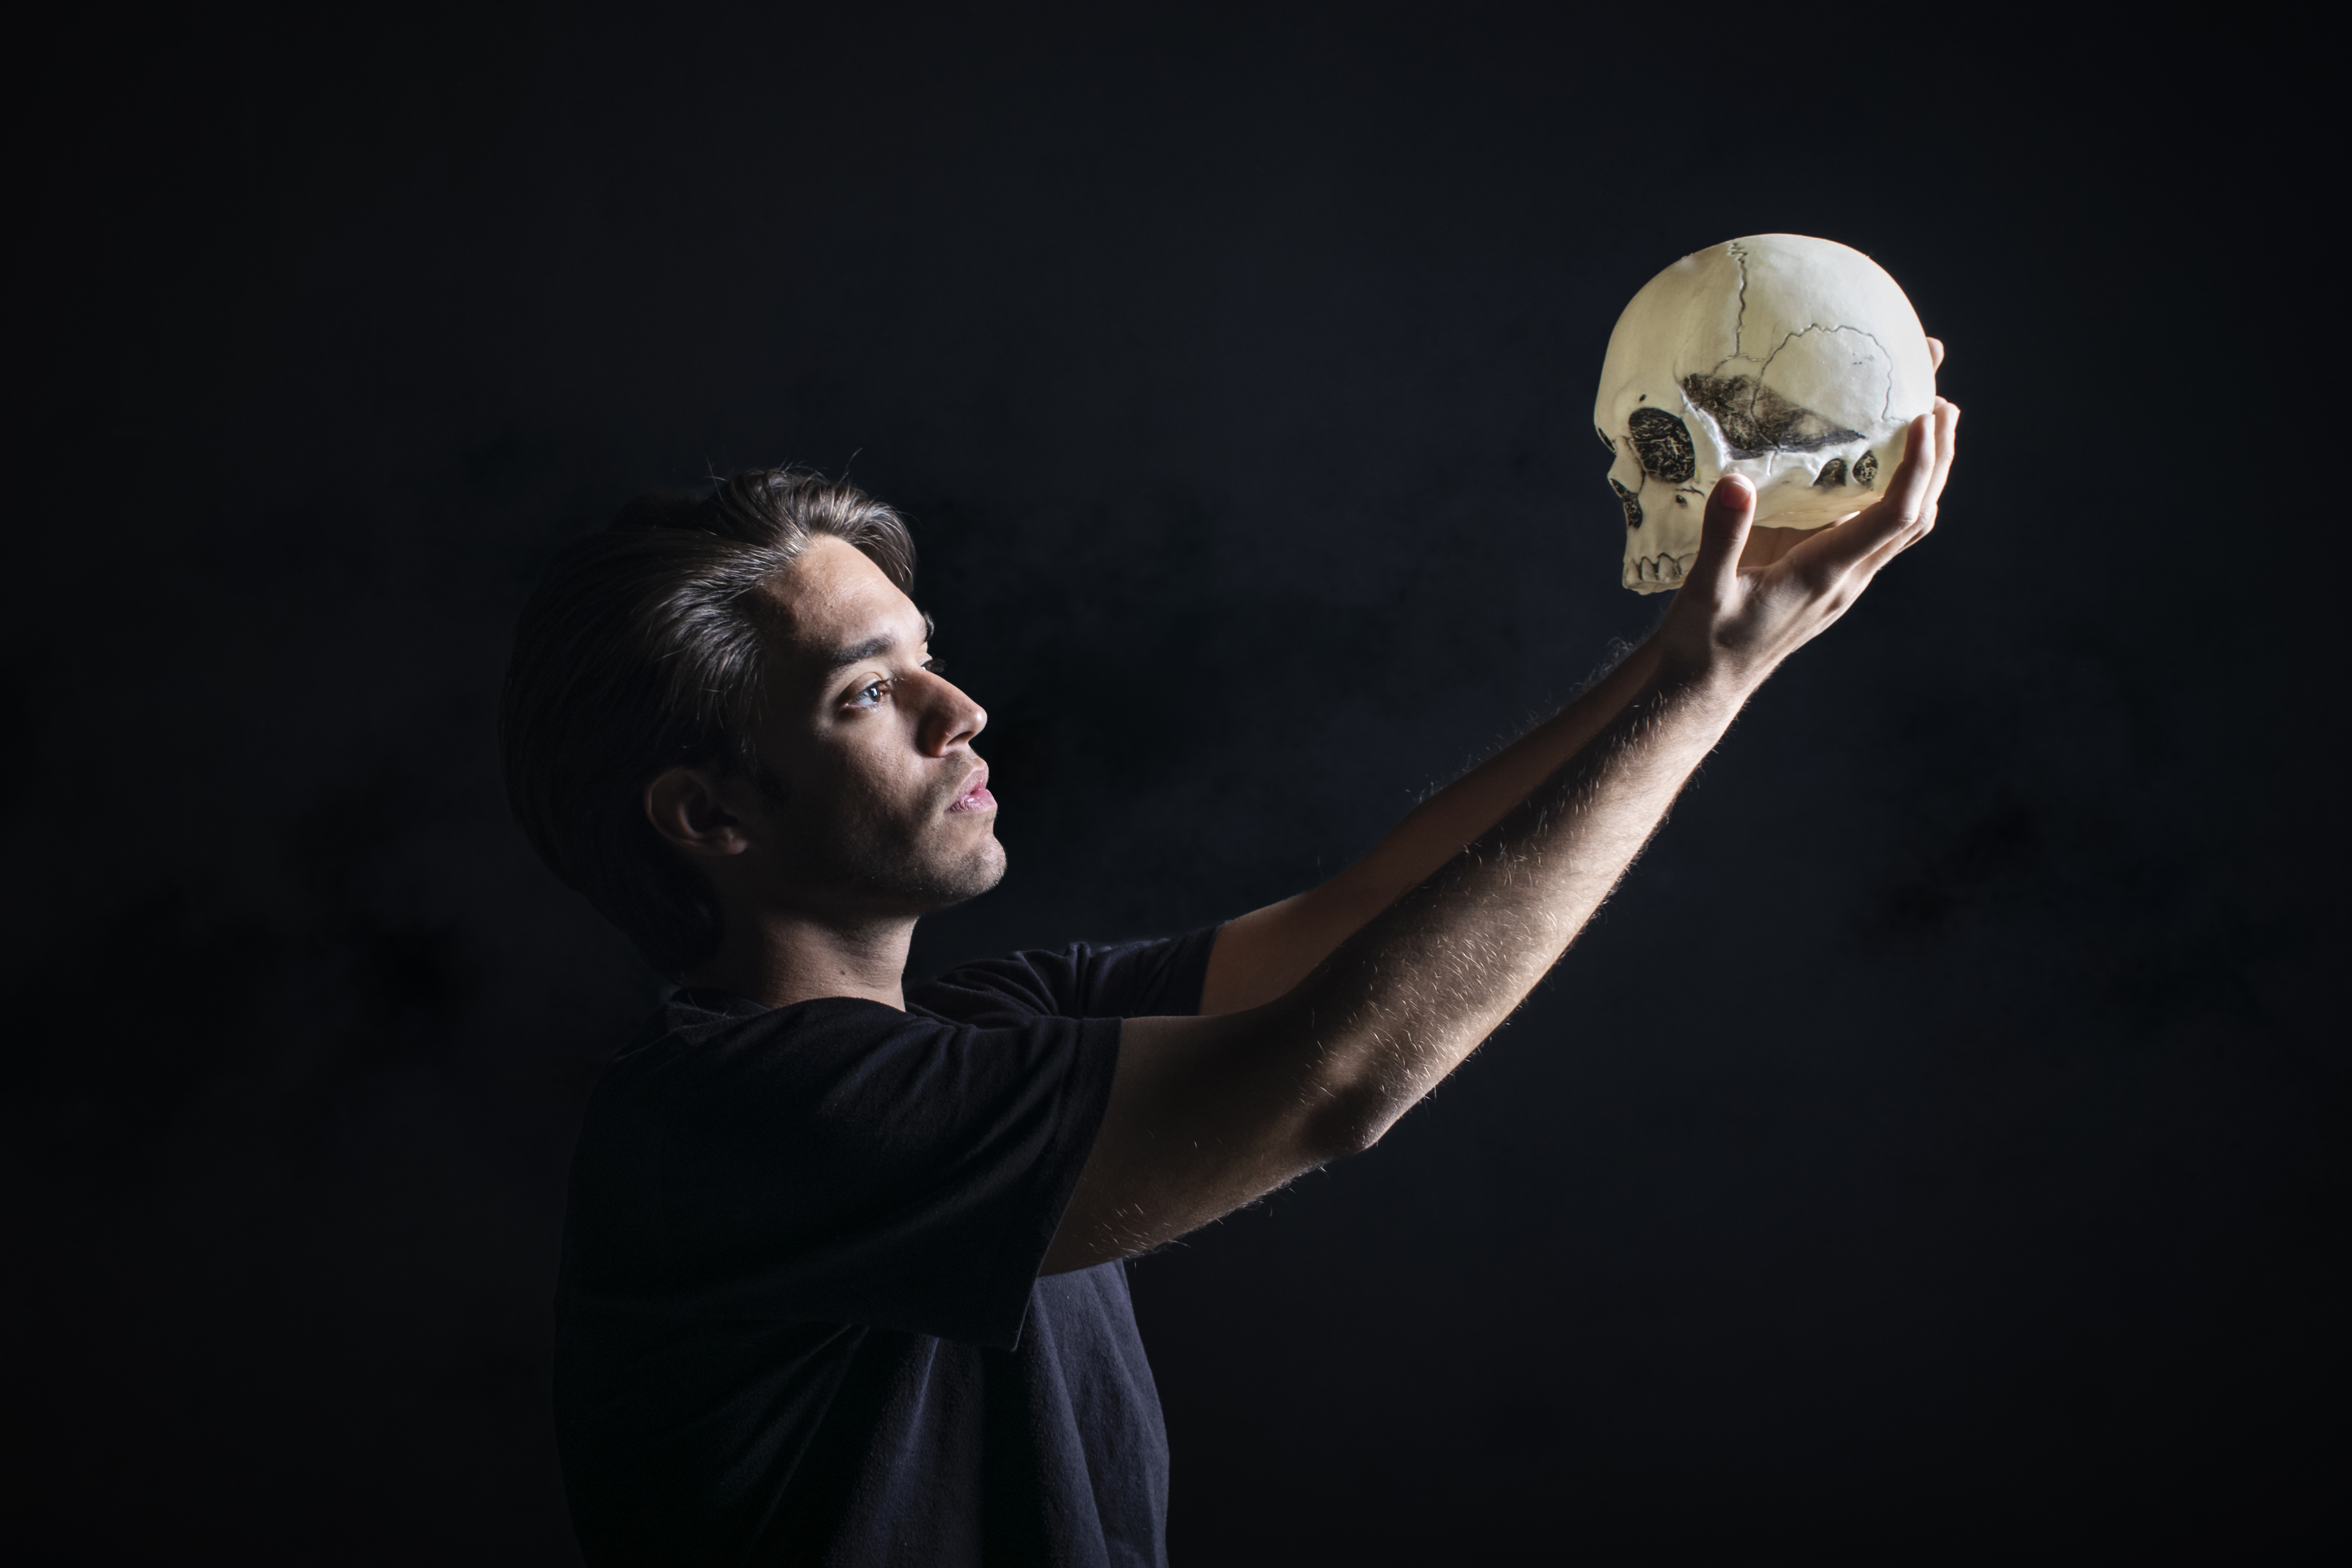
[1681,473,1755,601]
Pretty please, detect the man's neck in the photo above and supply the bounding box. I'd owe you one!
[682,909,915,1011]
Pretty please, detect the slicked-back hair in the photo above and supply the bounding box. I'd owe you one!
[499,467,918,978]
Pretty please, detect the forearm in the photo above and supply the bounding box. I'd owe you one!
[1203,635,1663,1012]
[1341,635,1665,907]
[1289,659,1742,1151]
[1055,662,1742,1271]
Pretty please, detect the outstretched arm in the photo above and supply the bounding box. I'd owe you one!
[1043,400,1959,1272]
[1198,634,1664,1014]
[1203,339,1953,1016]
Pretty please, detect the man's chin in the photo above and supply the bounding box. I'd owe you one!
[931,839,1008,910]
[811,826,1006,919]
[880,837,1006,918]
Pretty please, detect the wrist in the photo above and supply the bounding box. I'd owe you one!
[1647,646,1761,714]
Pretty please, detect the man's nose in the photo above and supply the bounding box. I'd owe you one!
[918,675,986,756]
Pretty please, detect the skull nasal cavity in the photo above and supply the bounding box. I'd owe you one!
[1610,478,1643,530]
[1627,408,1695,484]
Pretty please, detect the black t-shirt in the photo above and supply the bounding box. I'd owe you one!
[554,927,1218,1567]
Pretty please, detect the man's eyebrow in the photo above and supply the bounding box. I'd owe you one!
[820,634,898,671]
[819,615,934,672]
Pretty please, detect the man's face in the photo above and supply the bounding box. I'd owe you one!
[744,535,1004,918]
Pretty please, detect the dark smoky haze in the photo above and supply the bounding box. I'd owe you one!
[6,5,2337,1560]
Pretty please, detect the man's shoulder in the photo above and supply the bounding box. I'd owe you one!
[910,924,1223,1026]
[597,991,918,1103]
[579,920,1220,1110]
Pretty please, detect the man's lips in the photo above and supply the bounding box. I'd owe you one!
[946,764,995,815]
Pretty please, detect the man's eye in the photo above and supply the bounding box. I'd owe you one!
[923,656,947,676]
[858,679,888,704]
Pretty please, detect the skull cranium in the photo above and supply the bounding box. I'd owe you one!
[1593,235,1935,593]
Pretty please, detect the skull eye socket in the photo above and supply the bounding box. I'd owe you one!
[1626,407,1695,484]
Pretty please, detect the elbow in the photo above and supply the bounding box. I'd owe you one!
[1300,1091,1396,1165]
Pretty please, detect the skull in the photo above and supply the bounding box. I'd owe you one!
[1593,235,1936,593]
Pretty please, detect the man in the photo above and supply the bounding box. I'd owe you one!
[501,382,1958,1565]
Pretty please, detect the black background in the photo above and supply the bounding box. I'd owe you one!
[9,5,2341,1561]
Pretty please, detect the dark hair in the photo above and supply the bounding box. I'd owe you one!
[499,467,917,978]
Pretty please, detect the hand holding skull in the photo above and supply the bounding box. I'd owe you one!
[1735,335,1946,572]
[1656,396,1961,687]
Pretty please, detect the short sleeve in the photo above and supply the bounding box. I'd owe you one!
[561,998,1120,1350]
[912,924,1222,1025]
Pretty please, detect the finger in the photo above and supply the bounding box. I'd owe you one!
[1903,399,1961,537]
[1927,336,1945,373]
[1915,398,1959,527]
[1679,473,1755,602]
[1855,400,1962,577]
[1796,413,1937,581]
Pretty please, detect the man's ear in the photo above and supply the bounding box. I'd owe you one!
[644,766,756,858]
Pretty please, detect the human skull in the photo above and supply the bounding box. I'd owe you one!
[1593,234,1935,593]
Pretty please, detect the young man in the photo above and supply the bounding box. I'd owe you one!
[501,387,1958,1566]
